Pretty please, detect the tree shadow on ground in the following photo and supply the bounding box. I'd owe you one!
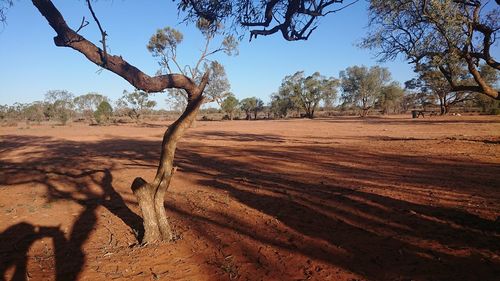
[187,131,286,143]
[171,139,500,280]
[317,116,500,126]
[1,134,499,280]
[0,135,146,281]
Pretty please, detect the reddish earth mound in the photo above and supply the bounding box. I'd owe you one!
[1,115,499,280]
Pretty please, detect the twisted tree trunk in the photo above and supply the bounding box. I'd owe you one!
[132,92,206,243]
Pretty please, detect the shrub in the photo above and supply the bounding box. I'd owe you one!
[94,101,113,125]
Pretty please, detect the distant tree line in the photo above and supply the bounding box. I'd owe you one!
[0,89,158,126]
[2,64,498,125]
[218,65,499,120]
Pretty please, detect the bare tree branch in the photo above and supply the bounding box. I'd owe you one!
[32,0,203,98]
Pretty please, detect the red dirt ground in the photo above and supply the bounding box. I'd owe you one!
[1,115,499,281]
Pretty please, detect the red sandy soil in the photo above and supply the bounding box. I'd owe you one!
[1,115,499,281]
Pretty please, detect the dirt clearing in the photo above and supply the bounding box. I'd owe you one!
[1,115,499,280]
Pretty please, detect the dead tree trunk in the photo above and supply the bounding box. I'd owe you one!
[32,0,210,244]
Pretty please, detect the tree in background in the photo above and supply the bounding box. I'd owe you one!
[44,90,75,125]
[377,82,404,114]
[340,66,391,116]
[0,105,6,120]
[362,0,499,100]
[94,101,113,125]
[269,91,296,119]
[404,78,436,111]
[421,64,474,115]
[220,93,239,120]
[74,93,109,122]
[118,90,157,121]
[23,101,46,124]
[280,71,338,118]
[239,97,257,120]
[253,98,264,119]
[0,103,21,122]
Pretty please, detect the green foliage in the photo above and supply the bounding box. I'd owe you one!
[23,102,46,123]
[220,93,239,120]
[279,71,338,118]
[378,82,405,114]
[44,90,75,125]
[340,66,390,116]
[147,27,184,73]
[204,61,231,103]
[480,64,499,86]
[147,22,237,77]
[362,0,499,99]
[167,60,231,111]
[147,22,236,114]
[474,65,499,111]
[166,89,188,113]
[94,101,113,125]
[253,98,264,119]
[74,93,109,121]
[119,90,157,120]
[474,93,500,114]
[269,90,295,119]
[239,97,257,120]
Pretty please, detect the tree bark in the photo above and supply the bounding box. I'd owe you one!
[438,95,446,115]
[131,90,206,244]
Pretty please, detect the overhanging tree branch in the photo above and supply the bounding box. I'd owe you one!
[32,0,201,98]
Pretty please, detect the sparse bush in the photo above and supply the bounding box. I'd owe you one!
[23,102,46,124]
[94,101,113,125]
[489,108,500,115]
[44,90,75,125]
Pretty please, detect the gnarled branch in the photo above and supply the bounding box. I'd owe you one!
[32,0,200,98]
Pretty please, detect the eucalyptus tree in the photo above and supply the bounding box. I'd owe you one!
[240,97,257,120]
[269,90,296,119]
[378,82,405,114]
[253,98,265,119]
[473,64,500,113]
[280,71,338,118]
[339,66,391,116]
[419,64,474,114]
[362,0,499,100]
[118,90,157,121]
[220,93,239,120]
[44,90,75,125]
[74,93,109,122]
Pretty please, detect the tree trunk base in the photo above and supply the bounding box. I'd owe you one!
[131,176,174,244]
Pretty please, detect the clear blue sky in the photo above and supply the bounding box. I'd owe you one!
[0,1,432,108]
